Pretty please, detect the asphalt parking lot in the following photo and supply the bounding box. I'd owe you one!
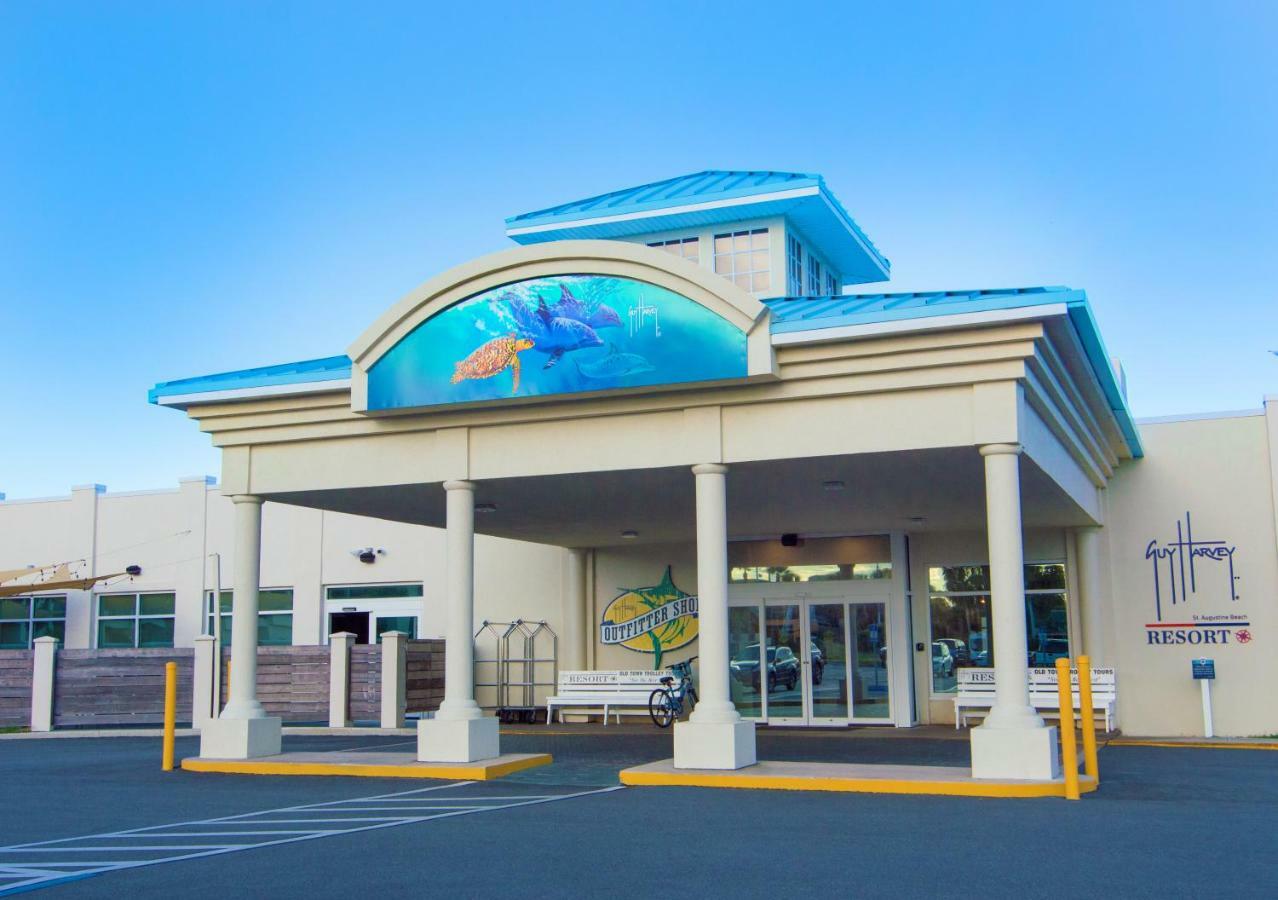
[2,730,1276,898]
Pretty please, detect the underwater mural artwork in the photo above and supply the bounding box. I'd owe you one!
[367,275,748,410]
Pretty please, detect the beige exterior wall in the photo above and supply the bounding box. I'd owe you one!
[0,482,567,653]
[1105,411,1278,737]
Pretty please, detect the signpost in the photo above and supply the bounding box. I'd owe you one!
[1192,658,1215,738]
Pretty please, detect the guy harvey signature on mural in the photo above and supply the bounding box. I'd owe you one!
[1143,511,1251,646]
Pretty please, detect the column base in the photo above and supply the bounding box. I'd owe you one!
[417,716,500,763]
[673,719,756,770]
[199,716,282,760]
[970,724,1060,780]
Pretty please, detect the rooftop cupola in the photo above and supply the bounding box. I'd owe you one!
[504,170,890,300]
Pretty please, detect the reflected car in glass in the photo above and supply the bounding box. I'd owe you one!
[809,641,825,685]
[1029,636,1070,666]
[931,641,955,678]
[934,638,970,667]
[730,643,800,692]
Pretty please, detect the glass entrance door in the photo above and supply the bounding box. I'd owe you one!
[728,597,892,725]
[764,603,804,721]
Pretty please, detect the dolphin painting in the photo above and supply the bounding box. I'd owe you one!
[549,283,622,331]
[573,344,656,381]
[503,294,604,368]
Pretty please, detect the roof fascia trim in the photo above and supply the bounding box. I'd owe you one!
[505,185,820,236]
[770,303,1070,345]
[155,379,352,409]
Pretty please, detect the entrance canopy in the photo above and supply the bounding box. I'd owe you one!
[150,241,1139,533]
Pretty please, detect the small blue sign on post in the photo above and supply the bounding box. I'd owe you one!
[1192,658,1216,680]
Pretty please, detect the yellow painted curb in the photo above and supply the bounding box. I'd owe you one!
[1108,739,1278,751]
[180,753,552,781]
[619,768,1098,798]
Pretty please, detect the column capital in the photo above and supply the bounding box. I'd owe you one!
[230,494,263,506]
[692,463,729,476]
[443,479,476,493]
[978,443,1023,458]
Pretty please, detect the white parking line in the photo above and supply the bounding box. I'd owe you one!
[0,782,623,896]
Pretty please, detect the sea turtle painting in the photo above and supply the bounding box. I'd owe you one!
[450,334,536,394]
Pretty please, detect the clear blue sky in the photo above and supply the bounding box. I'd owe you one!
[2,1,1276,499]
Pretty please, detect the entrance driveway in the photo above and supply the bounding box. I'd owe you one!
[1,730,1275,897]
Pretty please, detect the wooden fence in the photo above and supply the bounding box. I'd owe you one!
[10,638,447,730]
[0,649,33,728]
[406,639,445,714]
[218,647,329,723]
[54,649,195,728]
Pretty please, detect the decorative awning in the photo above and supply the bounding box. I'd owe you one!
[0,563,126,597]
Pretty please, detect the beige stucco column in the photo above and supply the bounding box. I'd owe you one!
[418,480,500,762]
[1075,526,1106,663]
[970,445,1060,780]
[563,548,589,671]
[198,494,281,759]
[674,464,757,769]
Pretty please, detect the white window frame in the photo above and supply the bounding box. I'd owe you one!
[925,561,1069,698]
[96,591,176,649]
[647,236,700,264]
[713,228,771,293]
[0,593,67,649]
[786,234,804,295]
[206,588,295,645]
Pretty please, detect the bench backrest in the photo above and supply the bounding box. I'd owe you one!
[956,667,1117,698]
[1028,667,1117,698]
[557,670,673,694]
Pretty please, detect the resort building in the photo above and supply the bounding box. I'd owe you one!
[3,171,1275,774]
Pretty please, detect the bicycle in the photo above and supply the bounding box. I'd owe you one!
[648,657,698,728]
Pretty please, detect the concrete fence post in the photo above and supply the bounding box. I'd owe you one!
[192,635,216,729]
[329,632,355,728]
[381,631,407,729]
[30,636,58,732]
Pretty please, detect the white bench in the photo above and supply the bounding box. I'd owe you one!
[954,666,1118,732]
[545,670,672,725]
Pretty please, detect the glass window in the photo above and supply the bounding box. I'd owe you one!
[728,535,892,583]
[206,588,294,646]
[325,584,423,601]
[824,271,839,296]
[713,228,770,293]
[646,236,699,264]
[376,616,418,641]
[0,595,68,649]
[786,235,803,295]
[807,255,822,295]
[927,564,1071,694]
[98,592,175,649]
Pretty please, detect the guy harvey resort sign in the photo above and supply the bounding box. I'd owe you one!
[1143,511,1252,647]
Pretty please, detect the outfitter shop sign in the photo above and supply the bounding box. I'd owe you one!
[1144,511,1252,647]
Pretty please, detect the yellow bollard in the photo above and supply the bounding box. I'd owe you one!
[1055,657,1080,800]
[1076,654,1100,784]
[162,660,177,772]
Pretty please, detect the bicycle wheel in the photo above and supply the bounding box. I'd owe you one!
[648,688,677,728]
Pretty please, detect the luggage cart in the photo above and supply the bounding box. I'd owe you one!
[473,619,558,723]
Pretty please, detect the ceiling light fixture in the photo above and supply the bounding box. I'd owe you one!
[620,530,639,540]
[475,503,498,514]
[822,480,846,492]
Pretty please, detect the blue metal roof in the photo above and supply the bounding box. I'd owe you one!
[148,355,351,404]
[764,286,1143,457]
[149,284,1139,458]
[505,170,891,284]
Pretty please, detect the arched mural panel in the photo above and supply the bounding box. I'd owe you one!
[367,274,748,411]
